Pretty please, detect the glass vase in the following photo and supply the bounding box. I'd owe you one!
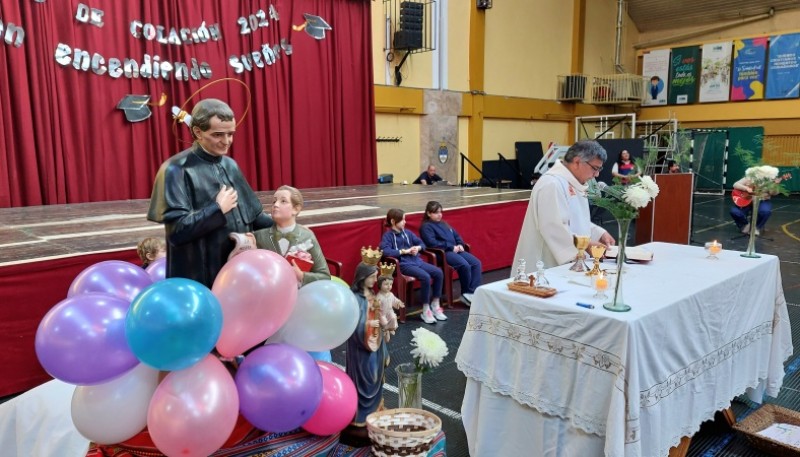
[741,196,762,258]
[396,363,422,409]
[604,218,632,312]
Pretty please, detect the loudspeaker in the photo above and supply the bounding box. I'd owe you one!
[477,0,492,9]
[394,1,424,50]
[394,30,422,50]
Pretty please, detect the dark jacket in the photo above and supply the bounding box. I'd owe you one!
[147,145,272,288]
[420,220,464,252]
[379,229,427,265]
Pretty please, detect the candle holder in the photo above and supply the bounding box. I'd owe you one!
[586,245,606,276]
[704,241,722,260]
[593,273,609,300]
[569,235,591,272]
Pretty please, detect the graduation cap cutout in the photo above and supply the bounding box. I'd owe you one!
[292,13,332,40]
[116,93,167,123]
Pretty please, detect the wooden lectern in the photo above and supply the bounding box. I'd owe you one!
[636,173,694,245]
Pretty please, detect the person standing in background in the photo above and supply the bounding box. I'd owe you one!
[413,165,443,185]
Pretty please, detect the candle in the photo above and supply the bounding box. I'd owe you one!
[710,241,721,255]
[595,274,608,291]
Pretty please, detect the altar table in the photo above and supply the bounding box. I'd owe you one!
[456,242,793,457]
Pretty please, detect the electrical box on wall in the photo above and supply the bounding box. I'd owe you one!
[477,0,492,9]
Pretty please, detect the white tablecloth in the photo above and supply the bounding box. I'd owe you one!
[456,242,793,457]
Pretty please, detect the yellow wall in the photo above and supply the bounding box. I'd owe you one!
[483,1,574,99]
[371,1,800,181]
[375,114,421,183]
[448,0,471,92]
[482,119,570,162]
[583,0,638,75]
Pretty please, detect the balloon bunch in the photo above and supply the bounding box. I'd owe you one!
[35,250,360,457]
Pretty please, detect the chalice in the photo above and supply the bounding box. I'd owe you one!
[586,244,606,276]
[569,235,591,272]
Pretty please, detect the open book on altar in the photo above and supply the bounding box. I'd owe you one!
[604,245,654,262]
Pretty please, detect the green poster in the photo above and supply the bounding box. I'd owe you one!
[669,46,700,104]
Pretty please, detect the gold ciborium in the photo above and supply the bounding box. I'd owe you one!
[569,235,591,272]
[586,244,606,276]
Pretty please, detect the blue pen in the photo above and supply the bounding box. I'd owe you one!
[576,302,595,309]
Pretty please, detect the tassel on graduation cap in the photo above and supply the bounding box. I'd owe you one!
[116,93,167,123]
[292,13,332,40]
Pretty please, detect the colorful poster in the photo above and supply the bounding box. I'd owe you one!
[731,37,767,101]
[699,42,732,102]
[642,49,670,106]
[766,33,800,99]
[669,46,700,104]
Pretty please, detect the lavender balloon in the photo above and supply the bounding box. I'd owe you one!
[145,257,166,282]
[235,344,323,432]
[68,260,153,303]
[35,293,139,385]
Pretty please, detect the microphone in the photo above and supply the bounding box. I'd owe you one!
[596,181,608,190]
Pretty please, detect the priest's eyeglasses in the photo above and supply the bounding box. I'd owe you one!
[583,160,603,173]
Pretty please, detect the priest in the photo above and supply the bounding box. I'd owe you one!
[513,140,615,268]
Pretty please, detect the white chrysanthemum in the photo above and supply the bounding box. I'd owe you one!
[410,327,449,370]
[622,185,651,209]
[638,176,660,199]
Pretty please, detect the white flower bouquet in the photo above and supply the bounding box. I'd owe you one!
[589,176,660,220]
[744,165,789,197]
[396,328,448,409]
[409,327,449,373]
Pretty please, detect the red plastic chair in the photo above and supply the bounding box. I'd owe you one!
[426,243,472,307]
[380,251,437,323]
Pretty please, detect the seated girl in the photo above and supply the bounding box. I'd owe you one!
[379,208,445,324]
[420,201,482,305]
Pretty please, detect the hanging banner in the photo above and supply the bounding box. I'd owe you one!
[668,45,699,104]
[766,32,800,99]
[699,41,732,102]
[731,37,767,101]
[642,49,669,106]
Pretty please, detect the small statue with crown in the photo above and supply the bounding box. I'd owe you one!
[375,261,404,342]
[342,246,388,447]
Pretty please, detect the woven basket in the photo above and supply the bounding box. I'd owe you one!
[366,408,442,457]
[732,404,800,457]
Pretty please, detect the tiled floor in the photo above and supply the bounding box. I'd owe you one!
[331,193,800,457]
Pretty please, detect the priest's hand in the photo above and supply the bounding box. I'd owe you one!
[598,231,616,247]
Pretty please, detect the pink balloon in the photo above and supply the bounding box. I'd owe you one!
[68,260,153,303]
[147,355,239,457]
[145,257,166,282]
[213,249,298,357]
[302,361,358,436]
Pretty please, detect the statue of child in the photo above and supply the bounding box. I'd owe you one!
[375,275,404,342]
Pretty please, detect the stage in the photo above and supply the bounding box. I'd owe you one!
[0,184,530,397]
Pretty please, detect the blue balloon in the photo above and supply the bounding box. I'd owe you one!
[125,278,223,371]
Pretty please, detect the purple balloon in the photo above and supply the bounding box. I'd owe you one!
[235,344,323,432]
[35,293,139,385]
[68,260,153,303]
[145,257,166,282]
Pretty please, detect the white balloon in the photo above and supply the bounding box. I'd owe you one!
[71,363,159,444]
[278,280,360,351]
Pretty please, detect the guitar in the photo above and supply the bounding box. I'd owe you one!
[731,173,791,208]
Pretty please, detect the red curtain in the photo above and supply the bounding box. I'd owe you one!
[0,0,376,208]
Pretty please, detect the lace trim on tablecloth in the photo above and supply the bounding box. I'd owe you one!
[459,314,629,437]
[457,360,611,438]
[639,321,773,408]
